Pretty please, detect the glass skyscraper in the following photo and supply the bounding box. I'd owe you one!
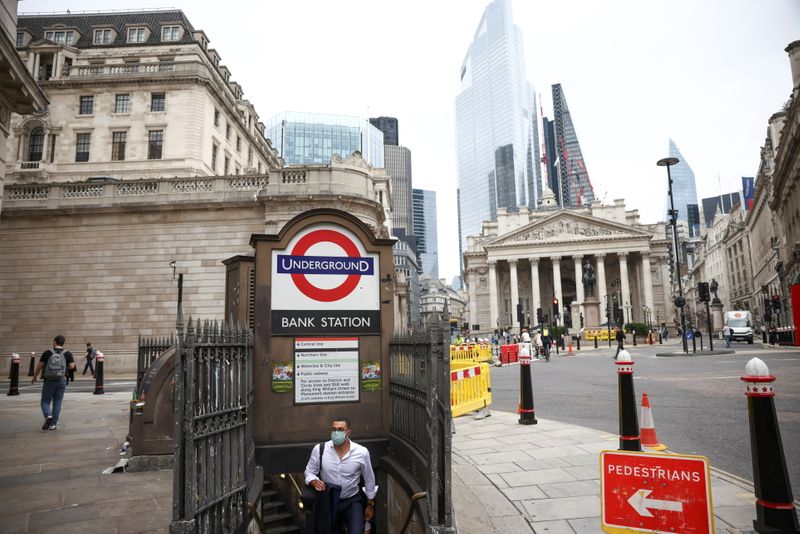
[548,84,595,207]
[412,188,439,279]
[455,0,542,251]
[665,139,699,225]
[265,112,384,168]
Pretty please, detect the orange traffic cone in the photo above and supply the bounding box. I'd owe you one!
[567,342,573,354]
[640,393,666,450]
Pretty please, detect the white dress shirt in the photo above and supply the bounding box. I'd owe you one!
[304,439,377,500]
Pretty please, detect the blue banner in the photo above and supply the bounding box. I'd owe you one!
[742,176,754,211]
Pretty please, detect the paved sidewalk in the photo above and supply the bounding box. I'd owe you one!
[0,389,171,533]
[452,410,767,534]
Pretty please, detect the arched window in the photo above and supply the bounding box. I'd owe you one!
[28,128,44,161]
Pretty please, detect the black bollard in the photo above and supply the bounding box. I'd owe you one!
[633,332,637,346]
[658,331,663,344]
[7,353,20,396]
[616,350,641,451]
[28,352,36,377]
[692,335,697,353]
[576,337,581,350]
[742,358,800,533]
[518,349,537,425]
[93,351,105,395]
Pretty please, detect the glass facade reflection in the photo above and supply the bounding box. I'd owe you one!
[412,188,439,279]
[455,0,542,254]
[666,139,699,224]
[265,112,384,168]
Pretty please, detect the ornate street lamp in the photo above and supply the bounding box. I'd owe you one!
[658,156,688,353]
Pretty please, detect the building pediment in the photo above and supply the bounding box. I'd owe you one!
[485,211,653,249]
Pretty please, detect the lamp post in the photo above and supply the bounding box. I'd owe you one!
[658,156,688,353]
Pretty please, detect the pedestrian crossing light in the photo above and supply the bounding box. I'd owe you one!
[553,297,559,318]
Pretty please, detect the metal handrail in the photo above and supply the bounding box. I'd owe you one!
[400,492,427,534]
[246,502,265,534]
[283,473,304,509]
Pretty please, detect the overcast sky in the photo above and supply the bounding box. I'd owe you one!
[23,0,800,281]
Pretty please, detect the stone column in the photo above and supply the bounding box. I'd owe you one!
[551,256,563,304]
[530,258,541,318]
[488,260,498,331]
[619,252,631,324]
[573,255,584,305]
[32,53,41,81]
[642,253,655,319]
[597,254,607,301]
[468,268,478,331]
[509,259,520,332]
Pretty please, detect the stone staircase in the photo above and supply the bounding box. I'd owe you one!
[261,478,302,534]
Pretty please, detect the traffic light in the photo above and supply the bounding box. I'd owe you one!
[771,294,782,312]
[553,297,559,318]
[698,282,710,302]
[536,307,543,324]
[764,309,772,323]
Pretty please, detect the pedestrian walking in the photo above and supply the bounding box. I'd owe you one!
[722,324,733,348]
[31,335,76,431]
[83,342,96,377]
[304,418,377,534]
[614,328,625,358]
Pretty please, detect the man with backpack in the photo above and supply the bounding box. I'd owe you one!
[31,335,76,431]
[83,342,96,377]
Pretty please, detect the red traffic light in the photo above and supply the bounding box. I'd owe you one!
[553,298,559,305]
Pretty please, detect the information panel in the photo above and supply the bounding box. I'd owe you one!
[294,337,359,404]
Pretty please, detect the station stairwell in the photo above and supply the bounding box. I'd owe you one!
[261,478,302,534]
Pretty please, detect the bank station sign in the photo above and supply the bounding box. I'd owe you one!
[271,223,380,335]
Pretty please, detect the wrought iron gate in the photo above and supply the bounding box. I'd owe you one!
[171,316,254,534]
[388,315,454,532]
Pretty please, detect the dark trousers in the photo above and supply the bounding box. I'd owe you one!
[83,359,95,376]
[335,493,364,534]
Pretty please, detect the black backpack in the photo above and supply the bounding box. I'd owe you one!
[44,350,67,380]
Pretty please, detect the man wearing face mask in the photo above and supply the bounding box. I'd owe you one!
[304,418,377,533]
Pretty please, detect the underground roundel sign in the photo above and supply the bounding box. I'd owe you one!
[271,223,380,335]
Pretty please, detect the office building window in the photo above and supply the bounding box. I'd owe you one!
[247,146,252,166]
[211,143,218,172]
[16,32,24,47]
[75,133,91,162]
[225,123,231,140]
[224,155,230,175]
[148,130,164,160]
[161,26,180,42]
[114,94,130,114]
[127,27,146,43]
[45,31,74,45]
[79,95,94,115]
[93,29,112,45]
[111,131,127,161]
[214,109,220,127]
[236,135,241,152]
[28,128,45,161]
[150,93,165,112]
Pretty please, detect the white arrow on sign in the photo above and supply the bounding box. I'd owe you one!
[628,489,683,517]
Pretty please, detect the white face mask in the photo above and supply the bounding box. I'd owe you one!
[331,430,347,446]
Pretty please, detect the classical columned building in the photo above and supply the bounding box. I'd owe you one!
[464,197,671,335]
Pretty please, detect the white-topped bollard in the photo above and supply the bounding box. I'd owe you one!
[616,350,640,451]
[741,357,800,532]
[7,353,21,396]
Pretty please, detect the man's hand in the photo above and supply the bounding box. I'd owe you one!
[310,479,325,491]
[364,503,374,521]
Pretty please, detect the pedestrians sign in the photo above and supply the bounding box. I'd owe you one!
[600,450,714,534]
[271,223,380,335]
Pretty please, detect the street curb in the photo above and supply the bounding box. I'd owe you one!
[655,349,737,357]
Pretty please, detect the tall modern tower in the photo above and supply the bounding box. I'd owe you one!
[665,139,699,225]
[548,84,595,207]
[369,116,399,146]
[455,0,542,252]
[412,188,439,279]
[385,145,413,235]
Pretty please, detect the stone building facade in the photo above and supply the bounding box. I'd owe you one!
[463,194,671,336]
[0,9,392,371]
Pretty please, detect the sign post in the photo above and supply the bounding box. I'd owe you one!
[601,450,714,534]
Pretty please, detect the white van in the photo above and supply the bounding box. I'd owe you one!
[723,310,754,344]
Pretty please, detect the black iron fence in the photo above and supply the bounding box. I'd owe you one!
[171,317,254,533]
[388,315,454,532]
[137,334,174,390]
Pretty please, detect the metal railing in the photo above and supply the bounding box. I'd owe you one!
[136,334,174,391]
[172,317,254,533]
